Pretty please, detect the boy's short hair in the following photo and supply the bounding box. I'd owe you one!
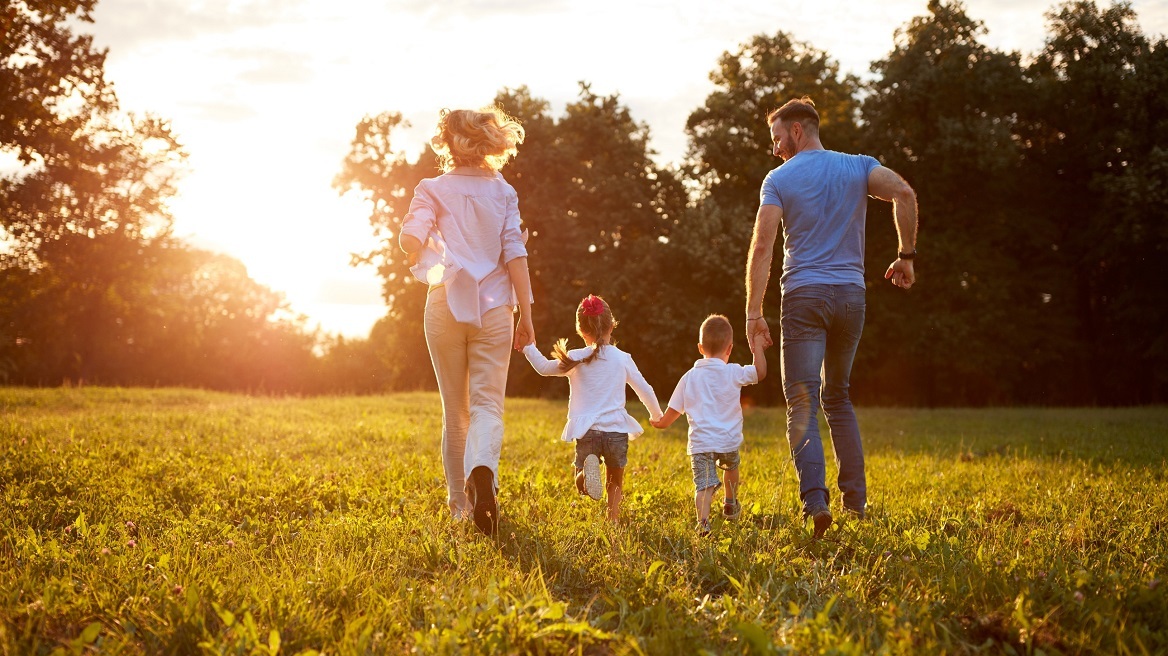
[700,315,734,355]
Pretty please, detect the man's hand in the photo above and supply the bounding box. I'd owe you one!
[513,316,535,350]
[747,317,773,349]
[884,259,915,289]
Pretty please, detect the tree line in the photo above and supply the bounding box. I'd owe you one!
[3,0,1165,404]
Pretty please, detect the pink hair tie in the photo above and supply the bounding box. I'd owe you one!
[581,295,604,317]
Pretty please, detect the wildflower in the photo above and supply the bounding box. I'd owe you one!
[225,539,235,548]
[64,526,72,534]
[1150,579,1161,591]
[172,585,184,595]
[126,521,135,529]
[127,539,137,548]
[101,548,110,555]
[1074,591,1085,602]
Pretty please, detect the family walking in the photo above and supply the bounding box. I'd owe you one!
[399,98,918,537]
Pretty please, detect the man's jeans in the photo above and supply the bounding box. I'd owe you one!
[779,283,867,516]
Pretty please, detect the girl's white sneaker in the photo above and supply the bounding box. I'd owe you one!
[583,454,603,500]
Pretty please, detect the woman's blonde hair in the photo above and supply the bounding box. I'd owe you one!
[431,106,524,173]
[552,295,618,372]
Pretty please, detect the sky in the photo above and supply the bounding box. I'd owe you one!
[84,0,1168,338]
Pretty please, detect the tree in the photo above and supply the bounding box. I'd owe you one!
[861,0,1044,404]
[494,84,685,394]
[686,32,863,215]
[337,86,686,395]
[1,0,320,391]
[2,8,193,383]
[333,111,438,390]
[0,0,113,164]
[1023,0,1168,403]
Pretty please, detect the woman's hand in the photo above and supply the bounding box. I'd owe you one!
[514,315,535,351]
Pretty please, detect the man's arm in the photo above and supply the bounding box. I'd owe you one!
[745,204,782,346]
[867,165,918,289]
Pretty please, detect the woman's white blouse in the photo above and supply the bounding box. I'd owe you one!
[523,343,664,442]
[402,167,529,328]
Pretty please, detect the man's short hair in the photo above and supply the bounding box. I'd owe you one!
[767,96,820,132]
[700,315,734,355]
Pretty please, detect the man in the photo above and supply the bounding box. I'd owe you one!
[745,96,917,538]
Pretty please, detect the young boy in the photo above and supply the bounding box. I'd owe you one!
[650,315,767,535]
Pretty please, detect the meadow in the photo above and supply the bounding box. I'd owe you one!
[1,387,1165,654]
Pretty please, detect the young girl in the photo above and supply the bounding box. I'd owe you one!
[399,107,535,536]
[522,295,663,522]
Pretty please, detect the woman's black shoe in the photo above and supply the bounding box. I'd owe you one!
[468,466,497,536]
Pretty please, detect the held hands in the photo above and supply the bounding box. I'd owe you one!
[513,315,535,351]
[885,258,915,289]
[750,329,770,353]
[746,317,773,349]
[651,408,681,430]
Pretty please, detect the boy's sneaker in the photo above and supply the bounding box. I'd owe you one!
[723,498,742,520]
[467,466,498,536]
[812,509,833,539]
[696,518,712,537]
[582,454,603,501]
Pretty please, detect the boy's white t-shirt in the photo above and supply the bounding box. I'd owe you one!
[667,358,759,455]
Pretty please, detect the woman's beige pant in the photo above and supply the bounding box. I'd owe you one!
[424,286,513,518]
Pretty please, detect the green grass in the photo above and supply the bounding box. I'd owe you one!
[1,387,1165,654]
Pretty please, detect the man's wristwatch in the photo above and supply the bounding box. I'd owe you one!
[898,249,917,260]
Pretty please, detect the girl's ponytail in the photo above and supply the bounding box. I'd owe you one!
[551,295,617,372]
[552,338,582,372]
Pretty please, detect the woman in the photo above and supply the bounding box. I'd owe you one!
[399,106,535,536]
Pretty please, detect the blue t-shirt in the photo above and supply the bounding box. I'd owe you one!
[759,150,881,294]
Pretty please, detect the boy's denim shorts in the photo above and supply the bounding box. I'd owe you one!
[690,450,740,491]
[574,430,629,469]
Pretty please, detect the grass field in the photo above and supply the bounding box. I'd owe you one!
[1,388,1166,654]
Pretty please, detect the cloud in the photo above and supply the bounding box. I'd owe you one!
[90,0,309,52]
[225,48,316,85]
[393,0,570,18]
[189,100,259,123]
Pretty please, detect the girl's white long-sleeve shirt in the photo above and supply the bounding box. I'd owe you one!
[523,343,664,442]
